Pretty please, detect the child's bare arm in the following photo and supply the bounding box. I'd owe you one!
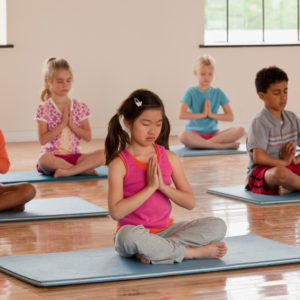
[158,151,195,210]
[253,147,293,167]
[178,102,208,120]
[108,157,157,220]
[294,154,300,164]
[207,103,234,122]
[37,119,66,145]
[68,118,92,142]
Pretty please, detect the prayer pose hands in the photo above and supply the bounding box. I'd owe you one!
[280,141,296,165]
[147,155,167,193]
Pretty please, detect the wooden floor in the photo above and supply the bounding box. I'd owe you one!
[1,137,300,300]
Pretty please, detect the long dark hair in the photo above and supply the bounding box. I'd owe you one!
[105,89,170,165]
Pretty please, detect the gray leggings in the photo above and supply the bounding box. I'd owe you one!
[114,217,226,264]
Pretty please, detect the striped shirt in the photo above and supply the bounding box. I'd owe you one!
[246,107,300,182]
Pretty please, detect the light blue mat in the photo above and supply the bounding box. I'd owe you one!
[0,197,109,222]
[0,234,299,287]
[0,166,108,184]
[170,144,246,157]
[207,185,300,205]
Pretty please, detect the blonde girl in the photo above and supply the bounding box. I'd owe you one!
[35,57,105,177]
[106,89,227,264]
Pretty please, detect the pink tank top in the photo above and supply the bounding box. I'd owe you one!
[118,144,173,229]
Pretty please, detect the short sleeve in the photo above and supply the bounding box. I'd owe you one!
[180,88,192,106]
[294,114,300,147]
[34,104,47,122]
[80,102,91,120]
[218,89,230,106]
[247,118,269,152]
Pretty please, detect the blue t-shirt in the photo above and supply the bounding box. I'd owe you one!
[181,86,230,133]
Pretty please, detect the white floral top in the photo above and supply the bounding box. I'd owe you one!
[35,98,91,154]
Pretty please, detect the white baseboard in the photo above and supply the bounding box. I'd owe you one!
[4,127,109,143]
[4,131,38,143]
[4,122,250,143]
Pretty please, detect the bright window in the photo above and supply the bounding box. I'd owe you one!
[0,0,7,45]
[204,0,300,46]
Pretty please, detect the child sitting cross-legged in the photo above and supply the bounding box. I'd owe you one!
[246,66,300,195]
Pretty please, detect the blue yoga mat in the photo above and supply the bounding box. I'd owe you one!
[0,197,109,222]
[170,144,246,157]
[207,185,300,205]
[0,234,299,287]
[0,166,108,184]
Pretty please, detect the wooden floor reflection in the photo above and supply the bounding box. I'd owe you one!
[1,138,300,299]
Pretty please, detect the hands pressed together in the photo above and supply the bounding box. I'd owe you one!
[61,105,75,130]
[280,141,299,165]
[202,98,212,118]
[146,155,167,193]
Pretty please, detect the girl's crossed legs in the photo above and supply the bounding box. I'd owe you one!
[38,149,105,177]
[179,127,245,150]
[114,217,227,264]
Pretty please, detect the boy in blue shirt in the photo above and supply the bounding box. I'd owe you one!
[247,66,300,195]
[178,55,245,149]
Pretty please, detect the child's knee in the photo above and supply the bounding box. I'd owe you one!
[39,153,54,166]
[178,131,189,143]
[22,183,36,201]
[115,225,146,253]
[236,126,246,137]
[205,217,227,240]
[214,218,227,239]
[273,166,290,184]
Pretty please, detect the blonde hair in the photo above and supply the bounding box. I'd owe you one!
[40,57,73,102]
[193,54,216,72]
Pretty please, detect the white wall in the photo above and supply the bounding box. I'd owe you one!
[1,0,300,142]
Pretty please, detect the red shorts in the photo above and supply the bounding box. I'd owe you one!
[192,130,218,140]
[37,153,82,175]
[247,163,300,195]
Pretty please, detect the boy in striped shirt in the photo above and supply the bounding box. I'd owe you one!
[246,66,300,195]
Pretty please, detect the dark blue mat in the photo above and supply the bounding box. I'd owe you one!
[170,144,246,157]
[0,197,109,221]
[207,185,300,205]
[0,166,108,184]
[0,234,299,287]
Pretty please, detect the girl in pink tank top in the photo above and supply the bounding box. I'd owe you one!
[105,89,227,264]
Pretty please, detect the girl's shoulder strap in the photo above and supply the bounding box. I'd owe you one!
[155,143,173,171]
[117,149,130,171]
[154,143,165,155]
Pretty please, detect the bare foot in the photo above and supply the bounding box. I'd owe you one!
[211,142,240,150]
[198,142,240,150]
[135,253,151,264]
[223,142,240,149]
[232,142,240,149]
[184,242,227,259]
[278,185,291,195]
[54,168,98,178]
[54,168,73,178]
[81,169,99,176]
